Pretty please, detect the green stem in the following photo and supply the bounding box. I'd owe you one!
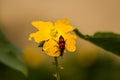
[73,28,85,39]
[54,57,60,80]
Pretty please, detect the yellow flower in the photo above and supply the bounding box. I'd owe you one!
[29,19,76,57]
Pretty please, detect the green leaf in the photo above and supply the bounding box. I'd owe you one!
[0,29,27,76]
[74,28,120,55]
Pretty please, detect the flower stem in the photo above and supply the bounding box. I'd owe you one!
[54,57,61,80]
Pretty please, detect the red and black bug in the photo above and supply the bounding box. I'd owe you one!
[59,35,65,56]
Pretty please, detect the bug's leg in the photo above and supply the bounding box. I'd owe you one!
[53,39,59,44]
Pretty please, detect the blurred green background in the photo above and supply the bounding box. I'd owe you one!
[0,0,120,80]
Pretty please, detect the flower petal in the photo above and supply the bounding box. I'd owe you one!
[29,31,50,43]
[55,19,74,33]
[29,21,54,42]
[64,34,76,52]
[55,19,69,25]
[32,21,53,31]
[43,39,60,56]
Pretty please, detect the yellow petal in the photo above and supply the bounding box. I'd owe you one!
[55,19,69,25]
[64,34,76,52]
[29,31,50,43]
[43,39,60,57]
[32,21,53,31]
[55,19,74,33]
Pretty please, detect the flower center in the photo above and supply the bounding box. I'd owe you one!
[50,28,58,38]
